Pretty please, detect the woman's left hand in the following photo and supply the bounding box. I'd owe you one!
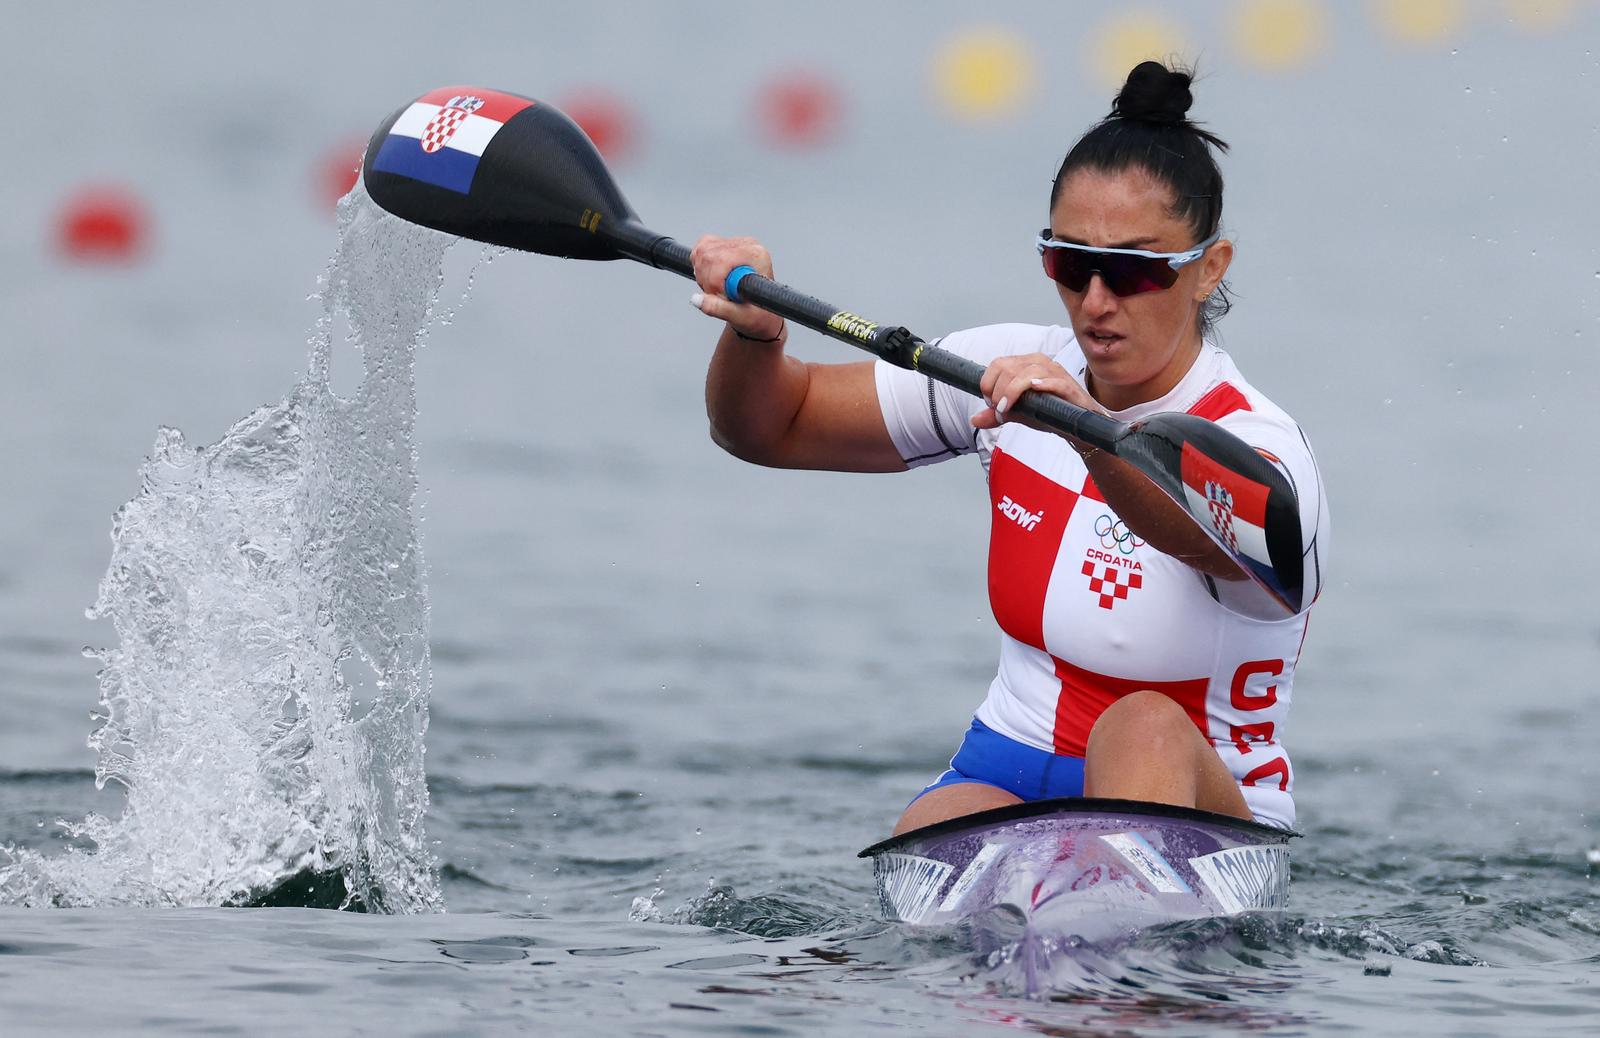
[976,354,1246,580]
[972,353,1106,433]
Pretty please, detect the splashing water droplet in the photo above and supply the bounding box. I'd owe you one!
[628,886,666,922]
[0,183,462,912]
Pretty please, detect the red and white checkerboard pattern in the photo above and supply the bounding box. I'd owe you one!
[1205,481,1239,553]
[1080,560,1143,610]
[420,98,481,154]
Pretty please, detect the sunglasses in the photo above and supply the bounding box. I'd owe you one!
[1035,228,1220,296]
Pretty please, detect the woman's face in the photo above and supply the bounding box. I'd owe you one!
[1048,168,1232,410]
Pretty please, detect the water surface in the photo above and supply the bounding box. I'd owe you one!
[0,3,1595,1034]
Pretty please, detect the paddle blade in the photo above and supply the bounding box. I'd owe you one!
[362,86,638,260]
[1119,413,1306,615]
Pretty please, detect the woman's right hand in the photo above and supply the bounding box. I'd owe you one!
[689,235,787,342]
[694,233,903,474]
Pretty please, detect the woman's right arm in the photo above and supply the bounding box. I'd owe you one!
[691,235,907,473]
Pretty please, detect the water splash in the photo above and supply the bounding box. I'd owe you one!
[0,184,455,911]
[639,880,874,938]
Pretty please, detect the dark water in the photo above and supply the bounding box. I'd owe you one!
[2,2,1597,1034]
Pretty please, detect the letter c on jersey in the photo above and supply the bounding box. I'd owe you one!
[1230,659,1283,712]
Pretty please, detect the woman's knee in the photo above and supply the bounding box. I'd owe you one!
[1084,691,1250,818]
[1087,690,1195,755]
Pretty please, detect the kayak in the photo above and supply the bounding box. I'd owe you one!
[859,797,1295,990]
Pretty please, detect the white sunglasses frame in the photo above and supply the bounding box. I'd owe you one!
[1034,227,1221,270]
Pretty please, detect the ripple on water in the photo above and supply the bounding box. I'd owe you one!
[638,883,875,940]
[0,635,76,658]
[433,935,542,963]
[0,769,96,786]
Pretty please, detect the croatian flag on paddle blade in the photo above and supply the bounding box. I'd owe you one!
[1179,442,1273,571]
[369,87,534,194]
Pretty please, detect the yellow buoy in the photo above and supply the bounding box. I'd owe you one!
[1233,0,1329,70]
[1091,12,1190,89]
[1372,0,1467,45]
[933,28,1037,121]
[1502,0,1577,31]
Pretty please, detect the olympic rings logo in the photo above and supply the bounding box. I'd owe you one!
[1095,513,1144,555]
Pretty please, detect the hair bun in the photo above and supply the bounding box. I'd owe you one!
[1111,60,1194,125]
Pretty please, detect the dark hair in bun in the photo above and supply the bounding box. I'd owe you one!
[1051,61,1233,330]
[1112,59,1197,125]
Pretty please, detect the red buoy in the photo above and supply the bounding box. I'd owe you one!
[57,186,148,262]
[756,72,842,148]
[559,89,635,161]
[318,138,366,210]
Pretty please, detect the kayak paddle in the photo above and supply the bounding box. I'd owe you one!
[359,86,1305,614]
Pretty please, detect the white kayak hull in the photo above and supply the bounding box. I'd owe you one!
[860,797,1296,991]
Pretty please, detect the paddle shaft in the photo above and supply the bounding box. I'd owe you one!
[359,89,1303,612]
[603,221,1126,453]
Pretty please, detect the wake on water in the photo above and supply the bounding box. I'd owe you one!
[0,186,464,911]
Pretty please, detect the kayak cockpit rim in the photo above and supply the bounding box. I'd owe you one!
[857,795,1300,858]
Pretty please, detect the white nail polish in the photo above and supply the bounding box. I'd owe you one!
[690,292,705,308]
[1030,378,1043,386]
[996,396,1009,415]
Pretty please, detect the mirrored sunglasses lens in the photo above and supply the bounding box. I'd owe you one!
[1097,253,1179,295]
[1042,249,1091,291]
[1043,247,1179,296]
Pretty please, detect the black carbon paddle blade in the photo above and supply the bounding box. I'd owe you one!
[1117,413,1305,614]
[361,86,638,260]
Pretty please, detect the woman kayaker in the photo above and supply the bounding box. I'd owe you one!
[689,61,1328,835]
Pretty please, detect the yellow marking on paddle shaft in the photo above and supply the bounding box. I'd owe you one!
[911,343,925,370]
[579,209,602,232]
[827,311,877,343]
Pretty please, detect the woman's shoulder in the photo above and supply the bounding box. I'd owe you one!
[1200,344,1330,610]
[936,323,1079,367]
[1199,346,1326,511]
[1198,345,1309,437]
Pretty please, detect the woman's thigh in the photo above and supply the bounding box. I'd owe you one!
[892,782,1022,836]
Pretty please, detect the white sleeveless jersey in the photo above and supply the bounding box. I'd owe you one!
[875,324,1329,829]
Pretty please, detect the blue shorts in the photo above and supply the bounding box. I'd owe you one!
[915,717,1086,803]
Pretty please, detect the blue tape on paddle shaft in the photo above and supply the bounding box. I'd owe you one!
[724,265,757,303]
